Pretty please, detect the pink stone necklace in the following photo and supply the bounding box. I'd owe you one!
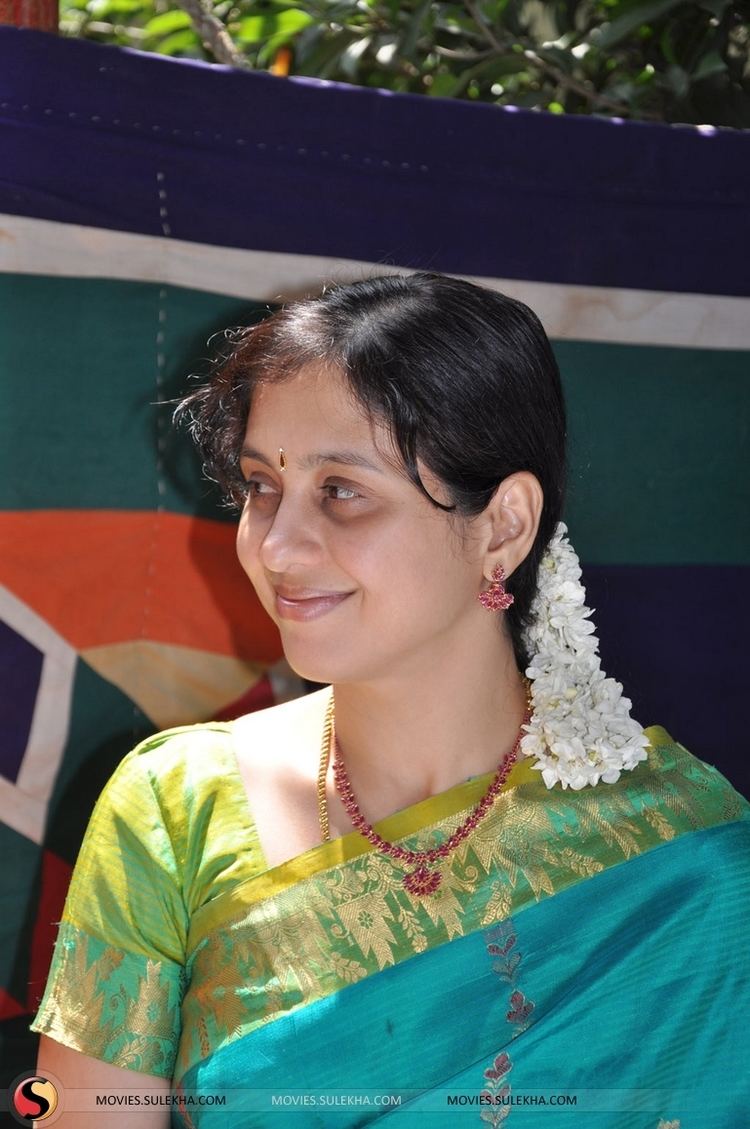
[316,684,532,896]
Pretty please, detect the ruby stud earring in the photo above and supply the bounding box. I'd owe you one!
[478,564,514,611]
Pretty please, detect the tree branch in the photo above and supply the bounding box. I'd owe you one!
[172,0,246,67]
[461,0,657,117]
[520,44,644,117]
[434,44,494,62]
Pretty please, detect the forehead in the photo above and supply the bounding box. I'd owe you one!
[242,363,458,513]
[244,363,392,459]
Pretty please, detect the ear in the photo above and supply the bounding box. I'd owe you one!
[479,472,543,582]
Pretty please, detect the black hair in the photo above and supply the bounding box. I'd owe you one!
[177,271,567,670]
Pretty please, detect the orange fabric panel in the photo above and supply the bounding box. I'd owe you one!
[0,510,282,659]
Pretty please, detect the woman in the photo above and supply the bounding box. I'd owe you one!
[32,273,749,1127]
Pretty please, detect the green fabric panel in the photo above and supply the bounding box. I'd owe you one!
[0,274,263,519]
[557,340,749,565]
[2,275,746,562]
[0,821,40,996]
[44,657,154,862]
[0,660,151,1017]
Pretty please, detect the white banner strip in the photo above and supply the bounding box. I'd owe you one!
[1,212,748,350]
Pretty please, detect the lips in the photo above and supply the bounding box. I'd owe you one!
[273,586,354,622]
[274,586,348,600]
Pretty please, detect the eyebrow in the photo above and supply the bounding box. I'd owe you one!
[240,446,386,474]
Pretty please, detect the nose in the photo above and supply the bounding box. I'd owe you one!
[256,493,324,574]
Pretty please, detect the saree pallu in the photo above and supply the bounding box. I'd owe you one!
[32,723,750,1128]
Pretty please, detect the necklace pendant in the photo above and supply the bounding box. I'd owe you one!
[402,863,442,896]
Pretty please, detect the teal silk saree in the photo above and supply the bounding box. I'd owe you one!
[32,721,750,1127]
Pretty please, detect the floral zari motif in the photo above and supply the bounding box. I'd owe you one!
[478,918,535,1126]
[32,729,745,1088]
[177,736,739,1079]
[34,922,183,1075]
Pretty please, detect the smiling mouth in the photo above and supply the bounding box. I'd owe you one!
[275,586,350,599]
[273,589,354,622]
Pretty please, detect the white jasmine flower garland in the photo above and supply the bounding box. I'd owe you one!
[520,522,651,790]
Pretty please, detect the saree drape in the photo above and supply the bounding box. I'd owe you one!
[32,721,750,1127]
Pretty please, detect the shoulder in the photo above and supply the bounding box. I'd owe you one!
[628,723,749,835]
[91,722,238,829]
[89,719,275,916]
[87,722,241,870]
[640,728,750,902]
[231,686,331,774]
[529,724,750,867]
[643,725,747,802]
[232,686,331,742]
[130,720,238,776]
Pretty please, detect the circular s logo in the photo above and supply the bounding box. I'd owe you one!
[10,1074,60,1123]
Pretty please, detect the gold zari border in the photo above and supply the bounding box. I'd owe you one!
[177,729,746,1079]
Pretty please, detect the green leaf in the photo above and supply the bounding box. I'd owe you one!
[155,28,201,54]
[603,79,637,102]
[476,0,510,21]
[433,10,484,36]
[510,90,548,108]
[250,0,316,7]
[144,10,193,36]
[659,23,676,64]
[295,28,360,78]
[696,0,730,15]
[427,71,461,96]
[534,44,576,74]
[374,33,399,66]
[87,0,146,15]
[483,53,528,75]
[665,63,689,98]
[401,0,432,62]
[237,8,313,45]
[337,34,372,78]
[256,29,304,64]
[595,0,685,52]
[443,52,528,97]
[692,48,727,82]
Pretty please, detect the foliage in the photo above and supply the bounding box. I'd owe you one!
[60,0,750,126]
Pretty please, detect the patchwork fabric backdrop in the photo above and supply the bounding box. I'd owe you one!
[1,26,748,1085]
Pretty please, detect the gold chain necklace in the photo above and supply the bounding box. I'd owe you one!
[317,682,532,895]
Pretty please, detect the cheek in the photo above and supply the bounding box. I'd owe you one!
[332,517,414,584]
[392,513,466,572]
[236,518,279,622]
[357,518,471,606]
[236,511,261,579]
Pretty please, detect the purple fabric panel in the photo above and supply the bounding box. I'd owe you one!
[1,28,749,295]
[583,563,748,798]
[0,620,44,783]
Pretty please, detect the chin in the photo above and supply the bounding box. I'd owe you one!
[288,657,400,690]
[280,641,370,687]
[279,641,338,685]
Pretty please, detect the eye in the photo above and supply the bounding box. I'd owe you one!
[240,476,362,509]
[323,483,359,502]
[243,477,279,500]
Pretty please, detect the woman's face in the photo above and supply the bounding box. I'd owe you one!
[236,363,487,686]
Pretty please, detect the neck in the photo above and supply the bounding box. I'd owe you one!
[329,632,527,819]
